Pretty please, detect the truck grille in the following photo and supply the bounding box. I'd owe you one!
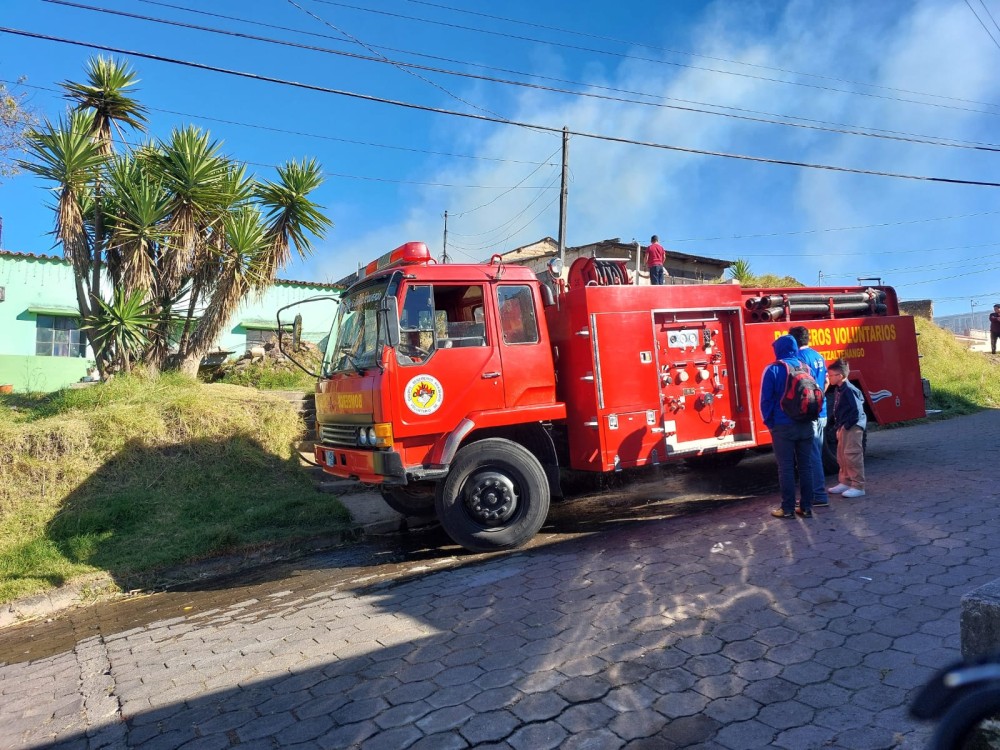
[319,422,367,448]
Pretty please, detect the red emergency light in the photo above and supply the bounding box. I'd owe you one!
[361,242,432,279]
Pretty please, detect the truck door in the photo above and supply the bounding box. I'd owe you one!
[495,283,557,407]
[394,283,504,435]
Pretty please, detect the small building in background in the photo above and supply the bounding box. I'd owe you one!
[0,250,340,392]
[501,237,732,285]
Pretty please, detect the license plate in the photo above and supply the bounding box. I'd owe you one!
[325,451,336,467]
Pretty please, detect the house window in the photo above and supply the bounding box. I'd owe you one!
[246,329,276,348]
[36,315,87,357]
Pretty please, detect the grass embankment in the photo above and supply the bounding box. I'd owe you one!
[915,316,1000,413]
[0,373,350,604]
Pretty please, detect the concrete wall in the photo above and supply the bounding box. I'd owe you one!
[899,299,933,320]
[0,252,339,393]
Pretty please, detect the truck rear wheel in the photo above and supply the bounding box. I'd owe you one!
[380,484,436,517]
[435,438,550,552]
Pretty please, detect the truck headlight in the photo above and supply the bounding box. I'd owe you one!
[357,427,369,446]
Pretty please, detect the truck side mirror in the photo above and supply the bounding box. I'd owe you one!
[277,296,339,379]
[541,284,555,308]
[381,296,400,348]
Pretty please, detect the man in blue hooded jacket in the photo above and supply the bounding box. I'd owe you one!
[789,326,829,508]
[760,334,815,518]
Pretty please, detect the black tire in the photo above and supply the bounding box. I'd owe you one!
[435,438,550,552]
[380,484,436,517]
[925,686,1000,750]
[684,449,748,470]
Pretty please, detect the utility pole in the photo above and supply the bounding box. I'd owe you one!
[442,210,449,264]
[818,270,824,286]
[558,126,569,269]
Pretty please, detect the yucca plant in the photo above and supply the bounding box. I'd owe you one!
[84,288,161,375]
[21,56,332,380]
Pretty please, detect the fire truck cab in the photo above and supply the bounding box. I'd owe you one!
[298,242,926,553]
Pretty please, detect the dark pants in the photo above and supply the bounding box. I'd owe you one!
[992,331,999,354]
[771,421,815,514]
[649,265,665,285]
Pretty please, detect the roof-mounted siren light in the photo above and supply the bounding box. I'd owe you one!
[361,241,432,279]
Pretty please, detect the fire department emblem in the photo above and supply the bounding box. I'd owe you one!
[404,375,444,415]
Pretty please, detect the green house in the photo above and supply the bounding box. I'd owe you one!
[0,250,340,392]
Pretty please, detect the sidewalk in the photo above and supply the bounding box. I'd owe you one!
[2,410,999,749]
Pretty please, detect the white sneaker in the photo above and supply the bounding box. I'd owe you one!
[828,483,850,494]
[841,488,866,498]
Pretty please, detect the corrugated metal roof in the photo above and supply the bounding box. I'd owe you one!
[0,249,342,289]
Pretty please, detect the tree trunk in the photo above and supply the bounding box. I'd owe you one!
[177,352,200,378]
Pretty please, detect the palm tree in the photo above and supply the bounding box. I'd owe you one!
[727,258,755,285]
[256,158,333,282]
[23,56,332,379]
[62,56,147,156]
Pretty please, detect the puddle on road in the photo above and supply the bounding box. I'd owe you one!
[0,453,778,665]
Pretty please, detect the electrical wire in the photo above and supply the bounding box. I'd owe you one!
[448,195,560,258]
[965,0,1000,50]
[448,171,563,248]
[283,0,514,125]
[978,0,1000,38]
[312,0,1000,117]
[2,77,557,167]
[670,210,1000,243]
[46,0,1000,152]
[408,0,1000,112]
[130,0,1000,151]
[449,146,562,219]
[6,27,1000,188]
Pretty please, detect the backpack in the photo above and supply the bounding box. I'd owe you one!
[780,360,823,422]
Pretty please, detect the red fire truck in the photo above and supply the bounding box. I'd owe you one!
[283,241,926,552]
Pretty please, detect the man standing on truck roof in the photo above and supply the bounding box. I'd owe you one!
[789,326,830,508]
[761,334,816,519]
[646,235,667,285]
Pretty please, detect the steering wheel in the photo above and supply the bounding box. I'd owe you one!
[398,341,431,359]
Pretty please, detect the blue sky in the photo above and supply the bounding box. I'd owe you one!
[2,0,999,317]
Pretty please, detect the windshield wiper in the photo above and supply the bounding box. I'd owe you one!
[338,347,366,375]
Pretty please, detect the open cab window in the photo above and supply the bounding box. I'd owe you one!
[396,284,487,365]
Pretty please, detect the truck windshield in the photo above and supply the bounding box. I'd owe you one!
[323,281,392,376]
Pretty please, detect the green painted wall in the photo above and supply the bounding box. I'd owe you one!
[0,252,339,393]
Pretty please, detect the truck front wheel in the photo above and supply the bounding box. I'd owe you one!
[435,438,550,552]
[380,483,436,517]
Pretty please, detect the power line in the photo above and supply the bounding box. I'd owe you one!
[408,0,1000,113]
[52,0,1000,153]
[449,195,561,257]
[283,0,513,125]
[734,240,1000,259]
[450,146,562,219]
[312,0,1000,118]
[6,27,1000,188]
[4,77,558,167]
[670,210,1000,243]
[130,0,1000,152]
[977,0,1000,38]
[449,172,563,247]
[965,0,1000,50]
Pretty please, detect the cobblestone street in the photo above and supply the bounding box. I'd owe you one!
[2,410,999,749]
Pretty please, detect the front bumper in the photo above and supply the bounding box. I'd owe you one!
[314,444,406,484]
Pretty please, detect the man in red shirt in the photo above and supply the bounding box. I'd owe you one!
[645,235,667,285]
